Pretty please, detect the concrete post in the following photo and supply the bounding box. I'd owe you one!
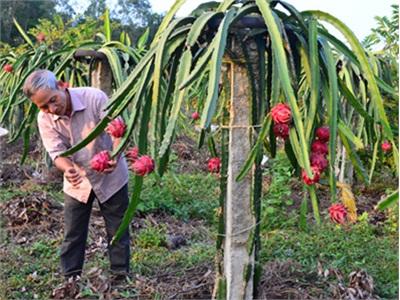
[223,37,259,300]
[91,59,113,97]
[0,127,9,185]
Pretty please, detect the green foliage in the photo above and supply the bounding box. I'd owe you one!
[0,152,398,298]
[258,152,398,298]
[0,238,60,300]
[134,172,219,223]
[135,222,167,248]
[131,242,215,276]
[259,222,398,299]
[260,152,297,230]
[363,4,399,57]
[0,0,59,46]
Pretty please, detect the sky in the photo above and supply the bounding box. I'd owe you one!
[70,0,396,41]
[147,0,396,40]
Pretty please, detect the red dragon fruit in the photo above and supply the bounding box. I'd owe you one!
[273,123,290,140]
[208,157,221,174]
[310,153,328,171]
[328,203,348,224]
[125,146,139,162]
[191,111,200,120]
[270,103,291,124]
[301,166,321,185]
[106,118,126,138]
[3,64,13,73]
[311,140,328,155]
[381,141,392,153]
[36,32,46,42]
[132,155,155,176]
[315,126,330,142]
[90,151,112,172]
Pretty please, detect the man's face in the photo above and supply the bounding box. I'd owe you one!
[31,88,68,115]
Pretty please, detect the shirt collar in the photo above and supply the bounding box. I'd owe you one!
[52,89,86,121]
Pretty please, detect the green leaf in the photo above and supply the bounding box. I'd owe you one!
[256,0,312,177]
[304,10,398,172]
[200,8,236,129]
[112,63,154,157]
[305,18,319,139]
[137,28,149,49]
[376,191,399,211]
[338,130,369,183]
[104,8,111,42]
[150,17,194,157]
[217,0,236,12]
[299,192,308,231]
[321,39,338,202]
[308,185,320,225]
[98,47,124,88]
[338,78,373,122]
[337,119,364,150]
[288,127,304,168]
[186,12,223,47]
[151,0,187,48]
[159,49,192,157]
[112,90,153,244]
[111,176,144,244]
[368,140,379,184]
[236,115,271,181]
[13,18,34,48]
[179,44,214,90]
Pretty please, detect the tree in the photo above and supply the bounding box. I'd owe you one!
[0,0,57,46]
[83,0,107,20]
[363,4,399,57]
[113,0,163,43]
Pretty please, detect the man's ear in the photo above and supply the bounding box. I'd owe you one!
[57,80,70,89]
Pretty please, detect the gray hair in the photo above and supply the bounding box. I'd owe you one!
[23,69,58,98]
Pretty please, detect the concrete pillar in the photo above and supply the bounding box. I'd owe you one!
[224,36,259,300]
[91,59,113,97]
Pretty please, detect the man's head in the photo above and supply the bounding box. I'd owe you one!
[23,69,70,116]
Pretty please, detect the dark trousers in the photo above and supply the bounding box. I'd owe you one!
[60,184,130,277]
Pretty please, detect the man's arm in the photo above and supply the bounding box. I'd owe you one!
[37,115,83,187]
[54,156,83,187]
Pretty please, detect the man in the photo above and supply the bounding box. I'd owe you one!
[22,69,130,280]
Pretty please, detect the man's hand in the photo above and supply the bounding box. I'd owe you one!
[65,167,83,187]
[103,159,117,173]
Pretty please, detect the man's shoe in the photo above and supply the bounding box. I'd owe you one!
[51,275,81,299]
